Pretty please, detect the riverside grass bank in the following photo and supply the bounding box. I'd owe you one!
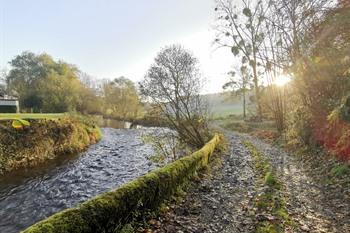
[0,114,101,175]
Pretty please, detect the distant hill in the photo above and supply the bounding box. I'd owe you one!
[201,92,244,118]
[142,91,249,118]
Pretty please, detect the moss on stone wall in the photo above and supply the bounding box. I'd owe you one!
[0,115,102,175]
[22,134,221,233]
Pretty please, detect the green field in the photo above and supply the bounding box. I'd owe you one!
[202,92,245,118]
[0,113,66,120]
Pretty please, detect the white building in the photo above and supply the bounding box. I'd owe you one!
[0,95,19,113]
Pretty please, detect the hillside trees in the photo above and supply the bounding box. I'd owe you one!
[140,45,211,148]
[258,0,341,135]
[4,51,142,118]
[266,0,335,67]
[75,72,104,115]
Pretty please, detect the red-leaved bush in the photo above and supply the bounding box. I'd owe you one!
[324,110,350,161]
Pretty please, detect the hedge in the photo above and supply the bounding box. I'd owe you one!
[22,134,221,233]
[0,105,17,113]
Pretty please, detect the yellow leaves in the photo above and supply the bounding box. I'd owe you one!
[341,55,350,64]
[11,119,30,129]
[327,108,341,125]
[343,67,350,76]
[314,56,322,64]
[11,120,22,129]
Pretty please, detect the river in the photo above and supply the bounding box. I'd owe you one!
[0,127,158,233]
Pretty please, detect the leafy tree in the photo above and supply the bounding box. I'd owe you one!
[5,51,143,117]
[103,77,141,119]
[223,66,252,118]
[37,70,81,112]
[0,69,8,96]
[77,85,104,115]
[7,52,46,111]
[6,52,82,112]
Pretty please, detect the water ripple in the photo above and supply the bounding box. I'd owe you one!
[0,127,158,233]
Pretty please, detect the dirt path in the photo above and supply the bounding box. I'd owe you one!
[143,132,350,233]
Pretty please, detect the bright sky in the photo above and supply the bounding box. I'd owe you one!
[0,0,235,93]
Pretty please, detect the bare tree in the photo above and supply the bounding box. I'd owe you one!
[267,0,336,67]
[140,45,211,148]
[214,0,270,120]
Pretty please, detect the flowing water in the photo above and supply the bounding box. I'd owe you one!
[0,127,158,233]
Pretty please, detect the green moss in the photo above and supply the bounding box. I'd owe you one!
[276,207,289,222]
[243,141,291,233]
[331,164,350,177]
[256,222,279,233]
[21,134,222,233]
[119,224,134,233]
[158,203,170,215]
[22,208,90,233]
[264,172,279,188]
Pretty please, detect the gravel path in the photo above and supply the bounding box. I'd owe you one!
[143,132,350,233]
[245,135,350,233]
[147,132,256,233]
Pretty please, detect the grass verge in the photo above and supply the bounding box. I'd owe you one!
[0,113,66,120]
[243,141,292,233]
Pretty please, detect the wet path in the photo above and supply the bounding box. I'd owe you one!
[146,132,350,233]
[245,134,350,233]
[0,128,157,233]
[145,132,257,233]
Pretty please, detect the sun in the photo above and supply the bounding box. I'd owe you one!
[274,74,291,87]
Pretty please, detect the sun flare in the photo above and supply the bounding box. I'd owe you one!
[274,75,291,87]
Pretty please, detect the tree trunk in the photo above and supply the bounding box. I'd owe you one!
[252,64,262,121]
[243,89,246,119]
